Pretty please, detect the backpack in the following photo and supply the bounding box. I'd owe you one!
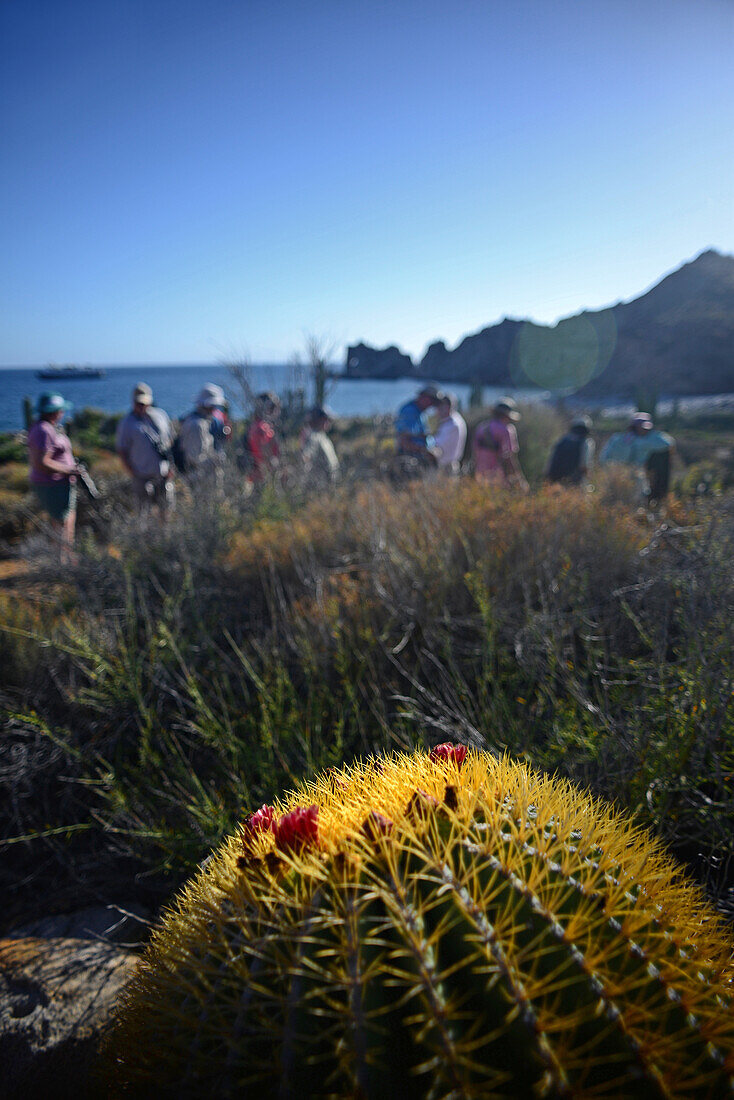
[547,434,584,484]
[474,422,501,453]
[170,412,195,474]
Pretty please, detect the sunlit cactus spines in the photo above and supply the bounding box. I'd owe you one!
[106,748,734,1098]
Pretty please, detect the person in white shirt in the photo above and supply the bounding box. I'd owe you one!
[301,406,340,488]
[433,393,467,474]
[178,385,225,478]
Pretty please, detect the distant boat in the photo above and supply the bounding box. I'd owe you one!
[36,365,106,380]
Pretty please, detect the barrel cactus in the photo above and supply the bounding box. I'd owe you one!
[106,748,734,1097]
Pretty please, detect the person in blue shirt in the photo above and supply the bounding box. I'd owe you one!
[395,386,440,455]
[600,411,675,502]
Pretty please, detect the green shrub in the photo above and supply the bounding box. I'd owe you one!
[0,434,27,465]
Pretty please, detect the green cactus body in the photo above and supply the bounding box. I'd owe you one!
[106,751,734,1097]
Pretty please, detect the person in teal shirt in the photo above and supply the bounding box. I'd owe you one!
[600,412,675,501]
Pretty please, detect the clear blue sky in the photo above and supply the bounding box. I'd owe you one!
[2,0,733,365]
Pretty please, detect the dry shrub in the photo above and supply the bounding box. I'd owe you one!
[5,464,732,924]
[0,461,30,494]
[225,478,644,631]
[0,488,38,545]
[0,589,82,692]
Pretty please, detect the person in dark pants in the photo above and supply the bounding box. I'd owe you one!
[645,448,672,504]
[546,416,594,487]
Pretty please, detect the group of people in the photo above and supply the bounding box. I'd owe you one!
[552,408,674,501]
[241,392,339,487]
[395,385,529,487]
[114,383,341,514]
[26,379,675,561]
[26,382,342,557]
[395,385,675,497]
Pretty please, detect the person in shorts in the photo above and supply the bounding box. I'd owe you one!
[27,392,80,562]
[116,383,175,518]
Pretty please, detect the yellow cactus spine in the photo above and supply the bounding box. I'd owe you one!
[106,748,734,1097]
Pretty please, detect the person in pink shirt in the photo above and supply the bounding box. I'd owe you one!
[27,392,80,561]
[473,398,529,490]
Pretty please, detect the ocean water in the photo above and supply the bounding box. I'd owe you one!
[3,366,733,435]
[0,364,538,433]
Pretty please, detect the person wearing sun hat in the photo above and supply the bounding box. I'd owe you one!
[116,382,175,517]
[600,410,675,502]
[27,392,80,561]
[177,384,226,482]
[473,397,529,489]
[600,411,673,464]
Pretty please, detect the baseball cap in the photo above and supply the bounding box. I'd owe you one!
[571,415,593,432]
[37,392,72,416]
[631,411,653,429]
[493,397,521,421]
[132,383,153,405]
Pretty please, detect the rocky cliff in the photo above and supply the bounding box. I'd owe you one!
[344,342,415,380]
[344,249,734,396]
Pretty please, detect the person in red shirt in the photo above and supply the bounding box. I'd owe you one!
[245,392,281,483]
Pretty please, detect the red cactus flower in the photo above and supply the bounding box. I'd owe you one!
[429,743,468,766]
[273,804,319,853]
[240,804,276,857]
[243,804,275,836]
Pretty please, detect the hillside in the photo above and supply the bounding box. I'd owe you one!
[345,249,734,396]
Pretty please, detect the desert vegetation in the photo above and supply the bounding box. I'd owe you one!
[1,404,733,935]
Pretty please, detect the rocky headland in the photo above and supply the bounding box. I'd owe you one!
[345,248,734,397]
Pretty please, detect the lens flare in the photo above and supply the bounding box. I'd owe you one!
[511,309,617,394]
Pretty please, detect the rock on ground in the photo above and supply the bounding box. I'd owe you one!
[0,936,137,1099]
